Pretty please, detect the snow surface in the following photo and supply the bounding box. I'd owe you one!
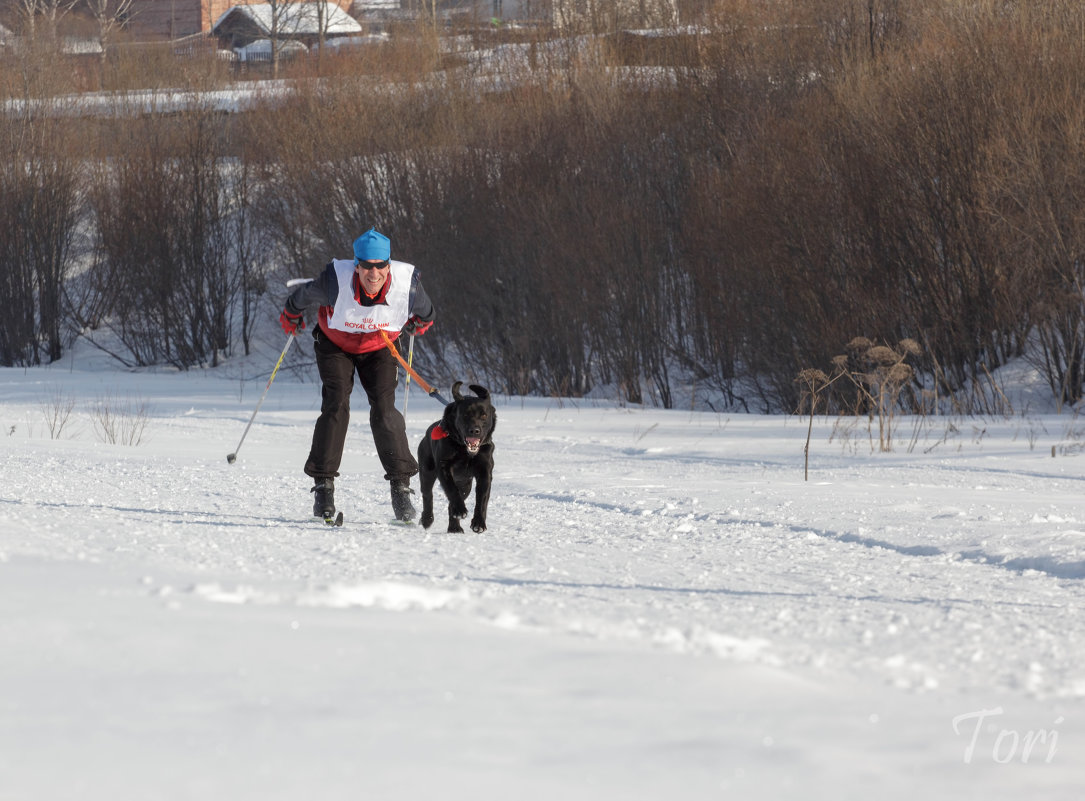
[2,355,1085,800]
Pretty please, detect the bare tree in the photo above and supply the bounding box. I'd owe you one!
[89,104,263,368]
[312,0,332,64]
[85,0,136,60]
[11,0,80,43]
[0,115,82,366]
[263,0,313,79]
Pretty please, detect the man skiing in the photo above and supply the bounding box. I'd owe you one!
[279,228,435,524]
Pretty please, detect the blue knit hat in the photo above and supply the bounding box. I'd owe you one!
[353,228,391,261]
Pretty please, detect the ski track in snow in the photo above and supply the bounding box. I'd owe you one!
[3,369,1085,703]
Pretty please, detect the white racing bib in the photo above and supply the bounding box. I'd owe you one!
[325,259,413,334]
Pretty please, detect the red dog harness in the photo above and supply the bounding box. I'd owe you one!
[431,424,449,440]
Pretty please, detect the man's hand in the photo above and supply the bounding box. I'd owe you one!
[280,309,305,335]
[404,316,433,336]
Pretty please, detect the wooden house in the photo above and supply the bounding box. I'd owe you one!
[125,0,354,40]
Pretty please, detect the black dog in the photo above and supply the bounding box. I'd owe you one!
[417,382,496,533]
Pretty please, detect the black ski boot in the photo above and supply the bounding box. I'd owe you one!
[390,479,416,523]
[311,477,336,520]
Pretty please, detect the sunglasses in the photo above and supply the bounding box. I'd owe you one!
[356,259,390,271]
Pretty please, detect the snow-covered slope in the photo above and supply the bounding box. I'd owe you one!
[2,363,1083,799]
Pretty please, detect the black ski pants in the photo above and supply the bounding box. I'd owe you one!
[304,329,418,483]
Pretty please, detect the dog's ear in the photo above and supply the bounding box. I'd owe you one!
[452,381,464,401]
[468,384,489,400]
[441,401,458,432]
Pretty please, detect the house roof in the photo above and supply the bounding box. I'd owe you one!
[351,0,400,10]
[213,3,364,37]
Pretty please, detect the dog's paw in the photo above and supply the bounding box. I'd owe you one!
[420,511,434,529]
[470,517,487,533]
[447,519,464,534]
[450,501,468,518]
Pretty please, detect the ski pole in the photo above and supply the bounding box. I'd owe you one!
[379,330,450,406]
[402,333,415,418]
[227,333,296,464]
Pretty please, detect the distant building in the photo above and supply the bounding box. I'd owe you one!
[381,0,677,31]
[0,25,105,55]
[125,0,355,40]
[116,0,676,42]
[351,0,400,14]
[212,3,363,49]
[549,0,677,30]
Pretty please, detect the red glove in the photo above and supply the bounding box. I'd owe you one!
[280,309,305,335]
[404,316,433,336]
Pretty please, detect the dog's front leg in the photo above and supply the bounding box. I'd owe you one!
[470,450,494,533]
[437,459,469,521]
[419,467,437,530]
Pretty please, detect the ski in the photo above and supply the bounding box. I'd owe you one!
[321,511,344,527]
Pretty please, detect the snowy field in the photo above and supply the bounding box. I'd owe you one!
[2,356,1085,800]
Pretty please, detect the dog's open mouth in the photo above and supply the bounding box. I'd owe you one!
[466,437,481,454]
